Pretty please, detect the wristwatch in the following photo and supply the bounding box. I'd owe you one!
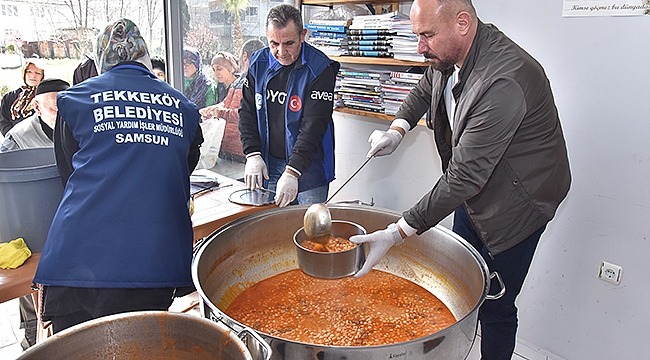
[387,223,405,245]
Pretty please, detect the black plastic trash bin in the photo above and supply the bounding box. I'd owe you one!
[0,147,63,252]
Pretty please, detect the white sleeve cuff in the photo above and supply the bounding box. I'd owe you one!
[285,165,302,177]
[397,217,417,237]
[390,118,411,134]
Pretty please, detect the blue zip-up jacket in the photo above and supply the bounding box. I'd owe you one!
[34,64,201,288]
[242,43,339,191]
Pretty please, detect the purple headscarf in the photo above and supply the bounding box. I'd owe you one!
[183,47,214,108]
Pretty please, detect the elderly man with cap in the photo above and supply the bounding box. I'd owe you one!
[0,79,69,152]
[33,18,203,334]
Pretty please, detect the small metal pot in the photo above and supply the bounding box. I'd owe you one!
[17,311,271,360]
[294,220,366,279]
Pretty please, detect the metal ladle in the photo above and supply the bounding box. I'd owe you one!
[303,156,373,243]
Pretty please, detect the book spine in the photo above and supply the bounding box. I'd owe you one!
[346,29,395,35]
[346,34,390,41]
[346,40,391,46]
[345,104,385,113]
[344,51,394,58]
[304,24,347,33]
[390,72,424,79]
[338,71,380,80]
[346,45,392,51]
[310,31,347,39]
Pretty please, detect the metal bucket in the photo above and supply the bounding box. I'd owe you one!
[192,205,504,359]
[17,311,271,360]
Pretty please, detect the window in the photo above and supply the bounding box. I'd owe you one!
[0,0,281,180]
[246,6,258,17]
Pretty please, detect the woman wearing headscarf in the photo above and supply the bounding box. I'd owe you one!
[0,59,45,135]
[183,47,219,108]
[199,51,248,162]
[34,18,203,334]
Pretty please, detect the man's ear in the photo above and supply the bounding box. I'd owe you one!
[457,11,472,36]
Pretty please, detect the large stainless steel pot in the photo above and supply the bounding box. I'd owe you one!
[17,311,270,360]
[192,205,503,360]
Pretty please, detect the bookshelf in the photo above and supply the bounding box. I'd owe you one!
[302,0,428,121]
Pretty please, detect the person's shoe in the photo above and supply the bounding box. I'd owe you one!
[20,337,32,351]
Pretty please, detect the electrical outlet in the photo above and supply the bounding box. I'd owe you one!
[599,261,622,285]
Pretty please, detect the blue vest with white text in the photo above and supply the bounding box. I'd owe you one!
[34,64,200,288]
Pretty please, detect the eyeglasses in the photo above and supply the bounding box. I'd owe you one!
[183,60,193,67]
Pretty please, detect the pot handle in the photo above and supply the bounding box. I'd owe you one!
[485,271,506,300]
[238,327,273,360]
[211,311,272,360]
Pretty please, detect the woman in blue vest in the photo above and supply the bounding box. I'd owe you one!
[239,4,339,207]
[33,19,203,334]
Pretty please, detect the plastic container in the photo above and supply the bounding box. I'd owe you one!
[294,220,366,279]
[0,147,64,253]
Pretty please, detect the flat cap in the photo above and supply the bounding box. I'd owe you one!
[35,78,70,96]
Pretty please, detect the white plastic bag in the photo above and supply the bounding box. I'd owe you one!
[196,117,226,170]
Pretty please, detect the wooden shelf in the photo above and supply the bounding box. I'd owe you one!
[334,107,427,126]
[334,107,393,120]
[331,55,428,67]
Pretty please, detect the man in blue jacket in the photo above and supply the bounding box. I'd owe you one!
[239,4,339,207]
[34,19,203,334]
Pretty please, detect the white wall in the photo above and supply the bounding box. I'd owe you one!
[331,1,650,359]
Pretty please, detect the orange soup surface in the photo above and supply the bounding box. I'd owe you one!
[225,269,456,346]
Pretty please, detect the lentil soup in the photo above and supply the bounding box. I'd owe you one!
[225,269,456,346]
[300,235,357,252]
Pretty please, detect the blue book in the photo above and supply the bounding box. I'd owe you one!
[304,23,347,33]
[345,45,392,51]
[310,31,348,39]
[344,50,394,58]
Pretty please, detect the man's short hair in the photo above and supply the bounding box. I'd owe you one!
[241,39,265,58]
[151,56,166,73]
[266,4,303,35]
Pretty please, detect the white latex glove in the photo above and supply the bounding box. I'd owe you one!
[349,223,405,277]
[367,129,403,158]
[244,153,268,190]
[274,171,299,207]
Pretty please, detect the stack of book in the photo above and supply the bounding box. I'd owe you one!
[382,71,424,115]
[343,29,396,58]
[336,11,424,62]
[342,12,399,58]
[305,19,350,57]
[336,69,389,113]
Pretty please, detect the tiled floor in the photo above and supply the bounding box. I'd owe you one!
[0,295,546,360]
[0,298,24,360]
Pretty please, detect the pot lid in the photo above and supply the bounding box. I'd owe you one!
[229,188,275,206]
